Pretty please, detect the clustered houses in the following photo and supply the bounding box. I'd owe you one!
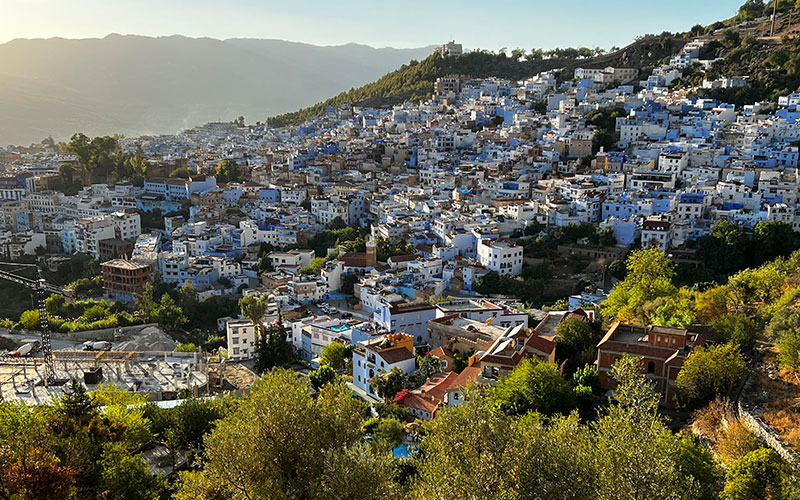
[2,38,800,414]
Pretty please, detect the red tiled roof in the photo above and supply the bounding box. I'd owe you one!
[379,347,414,364]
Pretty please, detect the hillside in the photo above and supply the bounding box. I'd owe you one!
[267,35,687,127]
[268,4,800,128]
[0,35,435,146]
[692,8,800,105]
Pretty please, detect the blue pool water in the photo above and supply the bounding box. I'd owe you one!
[393,443,416,458]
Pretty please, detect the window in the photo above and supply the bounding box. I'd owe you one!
[647,361,655,374]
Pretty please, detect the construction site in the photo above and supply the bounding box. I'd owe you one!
[0,262,256,405]
[0,325,256,405]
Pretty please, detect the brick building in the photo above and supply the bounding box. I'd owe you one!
[596,322,706,406]
[101,259,152,302]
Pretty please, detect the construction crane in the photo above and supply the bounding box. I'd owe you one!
[0,262,69,386]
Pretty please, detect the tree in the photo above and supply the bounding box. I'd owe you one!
[327,216,347,230]
[19,309,40,330]
[179,280,199,318]
[753,220,798,264]
[309,365,336,390]
[777,328,800,373]
[182,371,394,500]
[593,356,699,500]
[572,363,600,393]
[413,388,529,499]
[765,306,800,372]
[320,342,346,370]
[488,359,575,416]
[215,159,242,184]
[153,293,187,329]
[0,440,77,500]
[409,355,445,388]
[169,167,192,178]
[134,282,157,319]
[413,387,597,500]
[554,317,595,365]
[239,294,266,327]
[676,344,747,410]
[602,248,677,322]
[59,378,98,419]
[721,448,788,500]
[98,442,165,500]
[712,315,757,352]
[341,273,360,295]
[696,220,748,276]
[370,367,409,401]
[372,418,404,451]
[253,323,295,373]
[737,1,766,21]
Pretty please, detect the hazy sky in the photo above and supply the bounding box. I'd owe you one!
[1,0,745,50]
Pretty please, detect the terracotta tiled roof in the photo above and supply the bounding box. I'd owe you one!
[379,347,414,365]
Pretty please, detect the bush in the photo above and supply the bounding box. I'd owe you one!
[176,343,199,353]
[488,359,576,416]
[362,417,380,434]
[309,365,337,390]
[712,315,757,352]
[676,344,748,410]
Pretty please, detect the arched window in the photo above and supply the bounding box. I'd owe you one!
[647,361,655,374]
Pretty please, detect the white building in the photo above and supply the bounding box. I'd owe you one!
[352,333,416,401]
[477,239,523,276]
[226,318,258,361]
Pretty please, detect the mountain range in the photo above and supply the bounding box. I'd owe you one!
[0,34,435,146]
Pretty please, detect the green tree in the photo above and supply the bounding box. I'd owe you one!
[413,388,528,499]
[370,367,409,401]
[309,365,337,390]
[753,220,798,264]
[327,216,347,230]
[98,442,166,500]
[488,358,575,416]
[134,282,157,319]
[712,315,758,352]
[777,328,800,372]
[320,342,346,370]
[676,344,748,410]
[179,280,199,318]
[372,418,404,451]
[602,248,677,322]
[169,167,192,178]
[593,356,699,500]
[253,323,295,373]
[554,317,595,366]
[19,309,40,330]
[59,377,98,419]
[721,448,788,500]
[239,294,266,327]
[696,220,749,276]
[153,293,187,329]
[409,354,446,387]
[215,159,242,184]
[182,370,396,500]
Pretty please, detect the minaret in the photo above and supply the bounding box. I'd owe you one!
[365,237,377,267]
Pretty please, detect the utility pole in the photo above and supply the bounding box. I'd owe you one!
[771,0,778,37]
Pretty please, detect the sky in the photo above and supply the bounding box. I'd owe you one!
[1,0,746,50]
